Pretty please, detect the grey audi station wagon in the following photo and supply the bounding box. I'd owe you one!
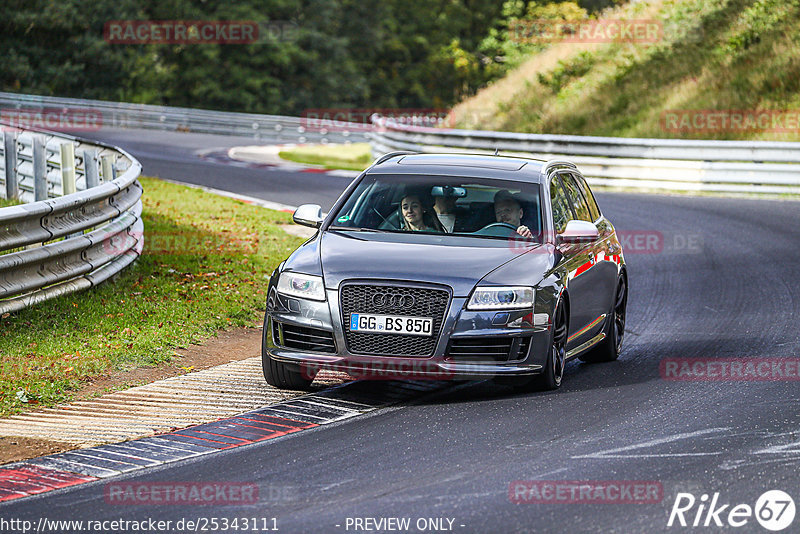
[263,152,627,390]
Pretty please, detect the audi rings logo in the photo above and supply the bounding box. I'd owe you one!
[371,292,415,309]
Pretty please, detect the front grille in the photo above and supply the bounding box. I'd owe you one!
[275,322,336,353]
[340,283,450,356]
[446,336,531,363]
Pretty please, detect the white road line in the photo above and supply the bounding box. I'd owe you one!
[571,427,731,459]
[754,439,800,455]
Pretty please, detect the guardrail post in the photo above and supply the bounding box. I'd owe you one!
[3,131,19,200]
[100,154,116,183]
[32,135,47,201]
[60,142,76,195]
[82,149,99,189]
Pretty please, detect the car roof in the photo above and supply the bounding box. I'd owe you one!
[367,153,550,183]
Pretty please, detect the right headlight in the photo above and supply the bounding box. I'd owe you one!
[467,286,534,310]
[276,272,326,301]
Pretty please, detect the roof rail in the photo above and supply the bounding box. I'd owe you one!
[372,150,417,166]
[542,160,578,174]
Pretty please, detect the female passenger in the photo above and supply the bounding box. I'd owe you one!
[399,194,445,232]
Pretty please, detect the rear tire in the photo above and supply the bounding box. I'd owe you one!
[579,275,627,363]
[262,317,315,390]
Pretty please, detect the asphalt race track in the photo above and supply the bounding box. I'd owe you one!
[3,129,800,533]
[73,128,356,210]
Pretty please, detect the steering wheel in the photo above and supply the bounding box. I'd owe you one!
[472,221,518,237]
[480,222,517,231]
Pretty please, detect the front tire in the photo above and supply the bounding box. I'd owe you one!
[579,275,627,363]
[531,301,567,391]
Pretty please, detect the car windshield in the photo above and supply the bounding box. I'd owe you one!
[328,173,542,242]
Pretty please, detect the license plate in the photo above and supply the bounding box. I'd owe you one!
[350,313,433,336]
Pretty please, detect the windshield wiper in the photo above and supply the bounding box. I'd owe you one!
[328,225,382,232]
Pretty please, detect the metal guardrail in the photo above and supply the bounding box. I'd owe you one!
[369,116,800,194]
[0,92,367,144]
[0,123,143,314]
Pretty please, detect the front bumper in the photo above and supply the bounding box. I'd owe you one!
[268,347,544,380]
[266,284,554,381]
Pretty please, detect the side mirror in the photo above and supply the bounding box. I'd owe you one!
[558,220,599,244]
[293,204,323,228]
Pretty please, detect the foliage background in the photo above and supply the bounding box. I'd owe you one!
[0,0,618,114]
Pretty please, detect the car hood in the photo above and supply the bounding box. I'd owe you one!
[319,230,548,296]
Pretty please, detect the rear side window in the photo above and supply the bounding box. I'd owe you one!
[572,173,601,221]
[549,175,571,233]
[558,172,592,222]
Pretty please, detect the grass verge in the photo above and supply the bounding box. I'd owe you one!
[278,143,372,171]
[451,0,800,141]
[0,197,22,208]
[0,176,305,416]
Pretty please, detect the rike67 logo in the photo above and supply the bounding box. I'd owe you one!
[668,490,795,531]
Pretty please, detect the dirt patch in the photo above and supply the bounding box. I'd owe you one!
[0,326,263,465]
[0,436,76,465]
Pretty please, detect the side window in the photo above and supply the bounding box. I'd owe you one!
[572,173,601,221]
[559,172,592,222]
[549,175,571,233]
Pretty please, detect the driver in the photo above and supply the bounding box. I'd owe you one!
[494,190,533,238]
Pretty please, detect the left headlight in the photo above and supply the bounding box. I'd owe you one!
[276,272,326,301]
[467,286,534,310]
